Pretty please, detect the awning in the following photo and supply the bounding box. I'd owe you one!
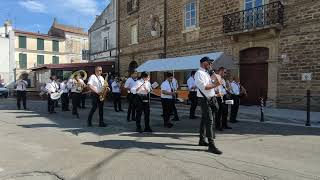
[136,52,237,72]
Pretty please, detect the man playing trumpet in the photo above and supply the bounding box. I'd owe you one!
[68,72,85,118]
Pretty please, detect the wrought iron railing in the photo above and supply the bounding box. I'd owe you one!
[223,1,284,33]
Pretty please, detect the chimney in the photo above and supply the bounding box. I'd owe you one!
[4,20,12,37]
[53,17,57,25]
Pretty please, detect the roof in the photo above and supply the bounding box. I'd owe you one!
[14,29,65,40]
[136,52,237,72]
[52,23,88,36]
[30,61,114,71]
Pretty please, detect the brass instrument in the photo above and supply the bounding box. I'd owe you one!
[70,70,88,92]
[99,74,111,101]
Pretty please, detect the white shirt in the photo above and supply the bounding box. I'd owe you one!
[87,74,105,93]
[194,67,216,98]
[131,79,151,95]
[68,79,85,93]
[45,80,59,94]
[124,77,136,93]
[230,81,240,95]
[111,81,121,93]
[16,80,28,91]
[60,81,69,93]
[172,78,178,90]
[161,80,174,99]
[217,78,227,96]
[187,77,196,92]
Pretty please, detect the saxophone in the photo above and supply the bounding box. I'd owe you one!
[99,74,111,102]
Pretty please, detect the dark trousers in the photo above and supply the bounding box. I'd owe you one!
[230,95,240,122]
[72,92,81,115]
[81,93,86,108]
[113,92,122,111]
[48,96,55,113]
[189,91,198,117]
[17,91,27,109]
[88,94,104,125]
[161,98,174,125]
[135,95,150,129]
[172,100,179,120]
[216,96,229,128]
[127,93,136,121]
[199,97,216,144]
[61,93,69,111]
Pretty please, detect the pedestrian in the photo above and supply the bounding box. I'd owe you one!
[171,77,180,121]
[160,72,175,128]
[230,76,243,123]
[131,72,153,133]
[187,71,198,119]
[68,73,85,119]
[45,75,59,114]
[15,75,28,110]
[124,71,138,122]
[111,77,123,112]
[60,78,70,111]
[194,56,222,154]
[215,67,232,131]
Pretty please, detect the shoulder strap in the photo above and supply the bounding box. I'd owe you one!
[198,88,209,101]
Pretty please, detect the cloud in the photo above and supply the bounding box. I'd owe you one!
[59,0,99,16]
[19,0,47,13]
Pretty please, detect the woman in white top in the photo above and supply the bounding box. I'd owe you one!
[111,77,123,112]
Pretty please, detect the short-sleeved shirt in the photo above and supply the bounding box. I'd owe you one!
[87,74,105,93]
[45,80,59,93]
[161,80,174,99]
[68,79,85,93]
[230,81,240,95]
[124,77,136,93]
[194,67,216,98]
[15,80,28,91]
[187,77,196,92]
[111,81,121,93]
[131,79,151,95]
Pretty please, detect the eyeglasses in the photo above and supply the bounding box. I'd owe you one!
[98,70,102,72]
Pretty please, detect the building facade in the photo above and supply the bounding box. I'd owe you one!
[119,0,320,110]
[89,0,118,67]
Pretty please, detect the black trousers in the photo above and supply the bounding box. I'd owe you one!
[199,97,216,144]
[88,93,105,125]
[127,93,136,121]
[61,93,69,111]
[48,96,55,113]
[113,92,122,111]
[135,95,150,129]
[161,98,174,125]
[230,95,240,122]
[81,93,86,108]
[72,92,81,115]
[17,91,27,109]
[216,96,229,128]
[189,91,198,117]
[172,100,179,120]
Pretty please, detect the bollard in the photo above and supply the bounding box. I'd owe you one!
[260,97,264,122]
[306,90,311,126]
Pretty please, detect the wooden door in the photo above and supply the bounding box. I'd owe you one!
[240,47,268,105]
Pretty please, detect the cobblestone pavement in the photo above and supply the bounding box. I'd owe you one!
[0,98,319,180]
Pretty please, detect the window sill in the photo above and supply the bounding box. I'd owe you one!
[182,27,200,34]
[129,42,139,46]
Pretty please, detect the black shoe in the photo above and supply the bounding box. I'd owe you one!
[171,118,180,121]
[230,120,239,123]
[82,107,86,109]
[66,109,70,111]
[88,123,92,127]
[132,119,136,121]
[115,109,119,112]
[76,114,80,119]
[127,119,131,122]
[164,123,174,128]
[52,111,57,113]
[99,123,108,127]
[224,126,232,129]
[216,127,224,131]
[189,116,196,119]
[119,109,124,112]
[144,128,153,133]
[208,144,223,155]
[198,140,209,146]
[136,127,143,133]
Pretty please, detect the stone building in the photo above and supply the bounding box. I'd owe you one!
[89,0,118,66]
[119,0,320,110]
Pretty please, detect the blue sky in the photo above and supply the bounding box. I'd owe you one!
[0,0,110,33]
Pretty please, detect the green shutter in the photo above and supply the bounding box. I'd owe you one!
[19,53,27,69]
[19,36,26,49]
[37,38,44,50]
[52,56,59,64]
[52,40,59,52]
[37,55,44,65]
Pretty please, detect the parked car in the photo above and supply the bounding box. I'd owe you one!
[0,84,9,98]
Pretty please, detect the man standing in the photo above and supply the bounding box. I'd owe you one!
[87,66,108,127]
[68,74,85,119]
[45,75,59,114]
[111,77,123,112]
[215,67,232,130]
[160,72,175,128]
[187,71,198,119]
[131,72,153,133]
[60,78,70,111]
[230,76,241,123]
[15,76,28,110]
[124,71,138,122]
[194,57,222,154]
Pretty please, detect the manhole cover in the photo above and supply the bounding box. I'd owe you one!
[3,172,62,180]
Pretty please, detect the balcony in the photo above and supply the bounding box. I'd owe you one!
[223,1,284,34]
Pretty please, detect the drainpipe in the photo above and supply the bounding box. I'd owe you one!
[116,0,120,75]
[163,0,167,58]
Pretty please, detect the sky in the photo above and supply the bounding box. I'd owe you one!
[0,0,111,33]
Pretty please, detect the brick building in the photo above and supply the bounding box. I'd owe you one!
[119,0,320,110]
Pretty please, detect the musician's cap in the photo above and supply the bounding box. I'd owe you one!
[200,56,214,63]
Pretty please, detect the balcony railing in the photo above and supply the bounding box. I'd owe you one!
[223,1,284,34]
